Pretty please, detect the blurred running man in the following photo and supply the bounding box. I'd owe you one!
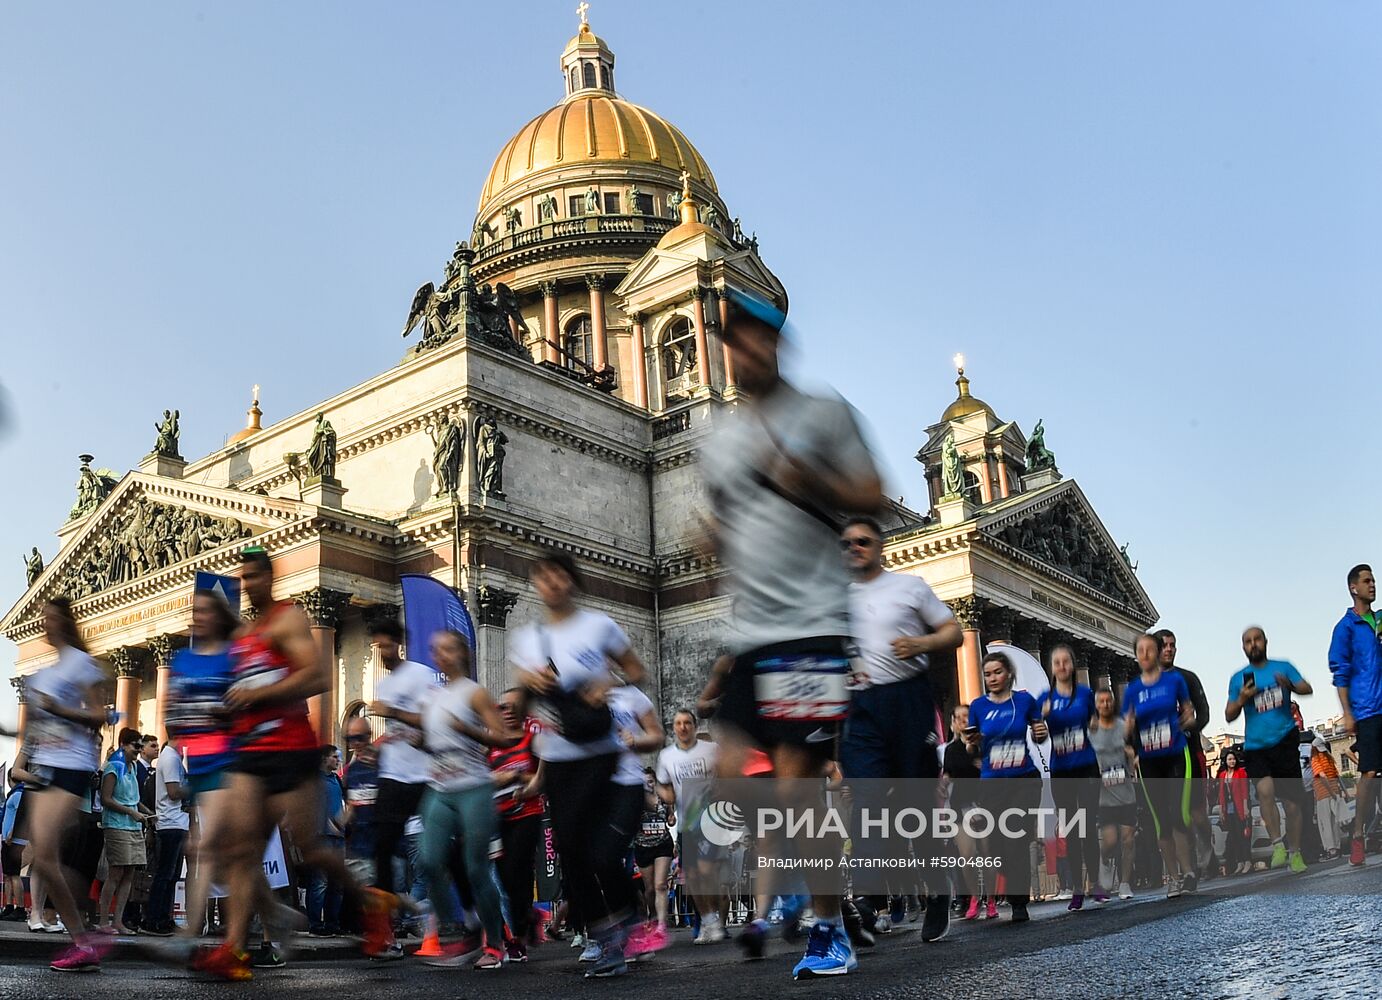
[1153,629,1215,877]
[1329,563,1382,865]
[1226,626,1311,874]
[699,289,884,980]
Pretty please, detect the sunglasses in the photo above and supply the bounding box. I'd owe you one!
[344,734,369,743]
[839,537,877,550]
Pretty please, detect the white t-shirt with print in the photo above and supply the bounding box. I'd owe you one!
[608,685,655,787]
[26,647,105,771]
[848,570,955,685]
[422,677,492,793]
[155,744,190,832]
[655,739,718,807]
[376,660,443,783]
[508,609,632,763]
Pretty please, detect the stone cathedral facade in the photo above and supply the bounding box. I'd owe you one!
[2,18,1158,748]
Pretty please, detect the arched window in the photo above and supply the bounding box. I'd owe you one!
[582,62,596,89]
[661,318,698,386]
[963,470,982,506]
[600,65,610,90]
[569,67,578,92]
[565,315,593,369]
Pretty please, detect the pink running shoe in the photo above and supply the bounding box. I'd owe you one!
[984,899,998,920]
[50,944,101,973]
[626,922,669,959]
[963,897,980,920]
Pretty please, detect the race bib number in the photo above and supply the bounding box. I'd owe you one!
[1253,686,1284,715]
[1052,728,1086,757]
[988,739,1027,771]
[754,653,850,722]
[1101,764,1127,788]
[1140,722,1172,754]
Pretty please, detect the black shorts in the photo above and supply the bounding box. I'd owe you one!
[1244,732,1303,787]
[375,779,428,826]
[634,840,673,868]
[1,841,23,874]
[1356,715,1382,774]
[1098,803,1137,829]
[32,766,95,798]
[227,749,318,796]
[717,635,850,757]
[1187,744,1208,812]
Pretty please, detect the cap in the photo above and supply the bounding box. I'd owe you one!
[1312,736,1327,752]
[723,287,787,334]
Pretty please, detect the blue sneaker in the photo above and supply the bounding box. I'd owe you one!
[578,940,603,963]
[792,923,857,980]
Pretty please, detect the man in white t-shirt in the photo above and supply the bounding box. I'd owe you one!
[654,710,721,942]
[144,740,189,935]
[839,515,961,942]
[366,618,443,898]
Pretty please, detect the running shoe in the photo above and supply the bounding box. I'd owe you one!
[921,895,951,942]
[792,923,856,980]
[1269,841,1288,869]
[1054,889,1073,901]
[737,918,767,960]
[889,899,906,926]
[963,896,980,921]
[1351,837,1366,866]
[1181,872,1198,894]
[570,931,585,949]
[984,898,998,920]
[1067,894,1085,911]
[359,888,398,958]
[505,940,529,963]
[579,940,603,962]
[693,912,726,944]
[1009,898,1030,923]
[841,899,874,949]
[584,943,628,978]
[251,943,285,969]
[873,914,892,934]
[1166,875,1183,899]
[1092,888,1111,904]
[627,922,669,959]
[421,937,485,968]
[1289,851,1307,874]
[1118,882,1134,900]
[473,946,505,970]
[50,944,102,973]
[371,942,404,962]
[197,944,253,981]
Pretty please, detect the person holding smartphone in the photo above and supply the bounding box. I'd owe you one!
[1226,626,1312,873]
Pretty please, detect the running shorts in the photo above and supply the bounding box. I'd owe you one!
[634,840,674,869]
[227,749,318,796]
[1355,715,1382,774]
[1098,803,1137,829]
[718,635,850,756]
[1244,732,1304,788]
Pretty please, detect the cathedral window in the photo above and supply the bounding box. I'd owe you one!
[661,318,698,388]
[600,65,611,90]
[582,62,596,89]
[569,195,586,217]
[565,315,593,369]
[570,67,578,92]
[632,191,653,215]
[963,471,982,506]
[603,192,621,214]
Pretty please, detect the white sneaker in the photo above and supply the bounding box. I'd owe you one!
[1054,890,1073,901]
[873,915,892,934]
[694,915,726,944]
[1166,876,1182,899]
[1118,882,1134,900]
[570,932,585,949]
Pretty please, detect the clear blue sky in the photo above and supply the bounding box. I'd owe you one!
[2,2,1378,739]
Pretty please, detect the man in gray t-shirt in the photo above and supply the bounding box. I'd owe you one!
[698,289,882,980]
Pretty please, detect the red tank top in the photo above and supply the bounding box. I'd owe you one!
[228,601,317,753]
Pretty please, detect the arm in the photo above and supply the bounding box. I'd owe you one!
[610,646,646,687]
[1183,670,1211,736]
[891,620,963,660]
[456,687,519,749]
[369,701,422,730]
[696,654,733,718]
[1329,623,1356,731]
[1277,666,1312,697]
[225,607,324,708]
[1225,675,1252,725]
[36,680,107,730]
[621,706,665,754]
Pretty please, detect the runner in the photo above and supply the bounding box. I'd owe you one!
[942,705,994,920]
[1090,687,1137,900]
[1329,563,1382,865]
[1154,629,1216,877]
[653,710,721,944]
[416,629,517,971]
[631,768,673,940]
[606,681,665,964]
[1041,644,1101,909]
[699,289,884,980]
[24,598,109,972]
[838,515,960,940]
[488,687,543,963]
[1122,632,1195,897]
[965,650,1048,923]
[211,547,394,981]
[510,551,647,979]
[1225,626,1311,874]
[366,618,443,903]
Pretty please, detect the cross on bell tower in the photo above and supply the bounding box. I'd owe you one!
[561,3,615,98]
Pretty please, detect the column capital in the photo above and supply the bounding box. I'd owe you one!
[476,586,520,628]
[109,646,144,679]
[982,604,1017,642]
[538,279,559,298]
[9,675,26,704]
[585,273,606,292]
[293,588,353,629]
[148,634,188,668]
[949,595,984,631]
[629,311,645,324]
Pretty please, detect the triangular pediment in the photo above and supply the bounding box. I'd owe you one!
[616,242,785,314]
[976,480,1156,622]
[1,473,315,634]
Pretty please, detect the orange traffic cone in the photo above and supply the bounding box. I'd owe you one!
[414,911,443,958]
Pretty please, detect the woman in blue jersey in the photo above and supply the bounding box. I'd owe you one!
[1041,644,1102,909]
[1121,632,1196,898]
[965,651,1048,923]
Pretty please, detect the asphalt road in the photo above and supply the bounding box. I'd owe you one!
[3,860,1377,999]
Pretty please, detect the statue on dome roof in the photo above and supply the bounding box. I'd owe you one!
[1026,418,1058,473]
[503,205,523,233]
[940,432,964,498]
[23,546,44,587]
[584,186,602,214]
[430,415,465,498]
[306,413,338,481]
[152,408,181,459]
[537,192,559,222]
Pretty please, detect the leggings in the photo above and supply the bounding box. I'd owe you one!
[544,755,641,931]
[1049,764,1102,893]
[1138,749,1191,839]
[976,774,1042,903]
[497,813,542,940]
[418,785,503,946]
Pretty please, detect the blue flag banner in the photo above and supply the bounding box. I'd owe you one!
[400,574,476,676]
[194,571,241,614]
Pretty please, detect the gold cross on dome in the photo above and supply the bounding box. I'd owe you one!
[252,383,260,402]
[679,169,691,197]
[577,2,589,25]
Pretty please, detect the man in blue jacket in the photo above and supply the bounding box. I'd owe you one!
[1329,563,1382,866]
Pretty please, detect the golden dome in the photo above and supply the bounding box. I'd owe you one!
[941,370,996,422]
[477,92,718,212]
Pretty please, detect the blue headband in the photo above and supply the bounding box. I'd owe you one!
[724,288,787,333]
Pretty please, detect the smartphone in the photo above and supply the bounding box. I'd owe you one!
[1242,669,1255,687]
[962,726,979,737]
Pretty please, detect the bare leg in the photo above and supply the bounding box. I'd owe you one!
[1256,778,1282,842]
[770,744,837,920]
[652,856,671,927]
[110,867,137,932]
[1352,772,1375,839]
[26,790,87,943]
[221,773,271,954]
[1119,826,1136,884]
[1284,798,1303,854]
